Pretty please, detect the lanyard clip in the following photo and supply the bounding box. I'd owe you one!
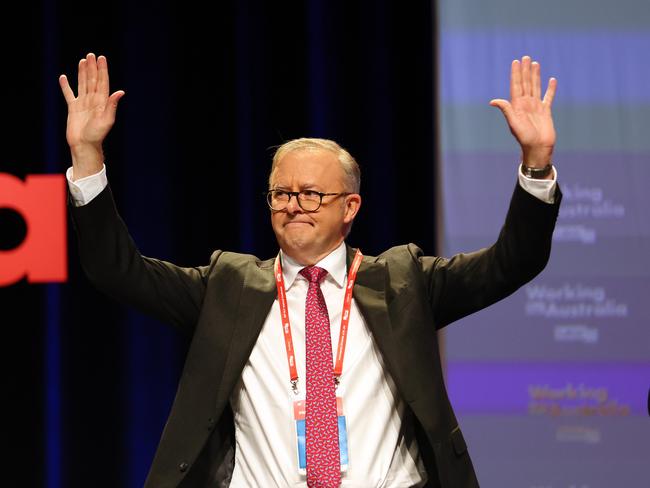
[291,379,299,395]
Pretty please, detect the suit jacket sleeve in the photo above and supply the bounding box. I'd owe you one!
[69,184,219,333]
[416,182,561,329]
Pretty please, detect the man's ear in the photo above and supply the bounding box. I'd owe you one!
[343,194,362,224]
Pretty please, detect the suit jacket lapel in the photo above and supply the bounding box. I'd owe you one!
[213,257,277,412]
[349,246,422,406]
[348,248,399,377]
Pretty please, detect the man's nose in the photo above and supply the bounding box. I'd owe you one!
[285,194,303,214]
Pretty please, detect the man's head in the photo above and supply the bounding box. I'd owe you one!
[268,138,362,265]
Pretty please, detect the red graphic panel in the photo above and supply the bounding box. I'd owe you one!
[0,173,67,286]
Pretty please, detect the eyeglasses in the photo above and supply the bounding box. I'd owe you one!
[266,189,352,212]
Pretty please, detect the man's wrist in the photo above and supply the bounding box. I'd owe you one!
[70,143,104,181]
[521,145,553,168]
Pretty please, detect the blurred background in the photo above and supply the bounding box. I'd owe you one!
[1,0,648,486]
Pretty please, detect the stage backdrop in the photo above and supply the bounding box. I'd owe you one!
[439,0,650,486]
[1,1,437,487]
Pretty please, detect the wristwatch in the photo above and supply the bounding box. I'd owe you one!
[521,163,553,179]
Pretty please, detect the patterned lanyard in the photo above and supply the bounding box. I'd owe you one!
[274,248,363,393]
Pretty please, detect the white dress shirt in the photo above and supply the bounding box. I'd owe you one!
[66,164,557,487]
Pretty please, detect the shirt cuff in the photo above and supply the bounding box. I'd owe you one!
[66,164,108,206]
[517,164,558,204]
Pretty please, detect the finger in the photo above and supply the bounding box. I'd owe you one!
[97,55,110,98]
[59,75,76,104]
[510,59,522,99]
[532,61,541,99]
[78,58,87,97]
[521,55,532,96]
[543,77,557,106]
[86,53,98,95]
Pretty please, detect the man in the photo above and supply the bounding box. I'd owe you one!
[60,53,559,487]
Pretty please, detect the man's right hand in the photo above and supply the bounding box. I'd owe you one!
[59,53,124,180]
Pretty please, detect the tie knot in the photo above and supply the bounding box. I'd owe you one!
[300,266,328,284]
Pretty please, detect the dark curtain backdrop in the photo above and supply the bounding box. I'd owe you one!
[1,1,437,486]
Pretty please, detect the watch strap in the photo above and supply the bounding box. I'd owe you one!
[521,163,553,179]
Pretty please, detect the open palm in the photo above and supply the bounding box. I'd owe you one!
[59,53,124,150]
[490,56,557,167]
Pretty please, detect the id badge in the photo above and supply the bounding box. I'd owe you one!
[294,396,349,474]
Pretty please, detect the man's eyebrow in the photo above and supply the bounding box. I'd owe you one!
[271,183,322,191]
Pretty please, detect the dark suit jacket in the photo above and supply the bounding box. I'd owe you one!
[70,182,560,488]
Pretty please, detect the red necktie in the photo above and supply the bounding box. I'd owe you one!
[300,266,340,488]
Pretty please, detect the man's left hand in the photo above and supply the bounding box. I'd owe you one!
[490,55,557,170]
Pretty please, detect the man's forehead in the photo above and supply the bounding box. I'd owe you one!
[272,149,341,181]
[277,147,337,164]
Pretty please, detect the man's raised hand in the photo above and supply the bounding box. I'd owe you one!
[59,53,124,180]
[490,56,557,170]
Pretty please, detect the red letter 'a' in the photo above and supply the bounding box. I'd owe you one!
[0,173,67,286]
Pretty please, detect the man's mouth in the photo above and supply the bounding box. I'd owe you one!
[285,221,313,227]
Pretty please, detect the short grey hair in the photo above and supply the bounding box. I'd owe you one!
[269,138,361,194]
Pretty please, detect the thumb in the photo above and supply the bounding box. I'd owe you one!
[108,90,125,109]
[489,98,514,122]
[104,90,125,123]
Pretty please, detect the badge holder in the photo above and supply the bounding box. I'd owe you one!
[294,396,349,474]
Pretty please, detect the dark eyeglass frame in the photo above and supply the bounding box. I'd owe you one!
[266,189,352,212]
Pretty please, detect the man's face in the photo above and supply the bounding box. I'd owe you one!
[270,149,360,264]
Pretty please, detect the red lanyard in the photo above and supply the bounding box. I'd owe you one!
[274,248,363,393]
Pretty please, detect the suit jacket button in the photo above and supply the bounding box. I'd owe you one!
[179,462,189,472]
[207,417,215,430]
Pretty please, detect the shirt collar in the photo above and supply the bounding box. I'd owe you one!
[280,241,347,290]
